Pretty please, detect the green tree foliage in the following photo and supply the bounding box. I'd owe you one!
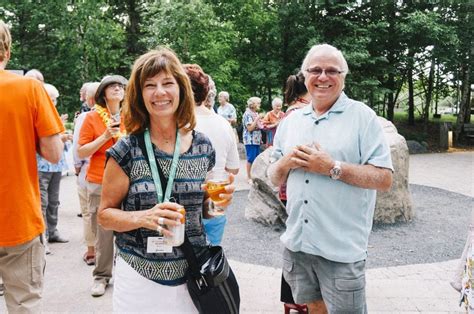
[0,0,127,116]
[144,0,244,110]
[0,0,471,143]
[105,0,151,65]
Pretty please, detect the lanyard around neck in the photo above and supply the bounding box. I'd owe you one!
[144,128,181,203]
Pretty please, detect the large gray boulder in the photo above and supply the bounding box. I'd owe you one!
[244,117,413,225]
[245,148,287,225]
[375,117,413,223]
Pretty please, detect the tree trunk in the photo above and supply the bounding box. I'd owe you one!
[435,64,439,114]
[455,62,471,141]
[386,73,395,121]
[281,7,290,94]
[407,54,415,126]
[464,90,472,124]
[126,0,144,58]
[423,57,435,131]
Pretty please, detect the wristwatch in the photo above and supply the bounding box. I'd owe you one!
[329,161,342,180]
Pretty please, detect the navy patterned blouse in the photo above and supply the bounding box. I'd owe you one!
[106,130,215,286]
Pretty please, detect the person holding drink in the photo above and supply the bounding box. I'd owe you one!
[77,74,127,297]
[98,48,235,313]
[183,64,239,244]
[242,96,263,184]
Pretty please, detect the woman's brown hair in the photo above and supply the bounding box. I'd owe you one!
[284,71,307,105]
[123,48,196,134]
[183,64,209,106]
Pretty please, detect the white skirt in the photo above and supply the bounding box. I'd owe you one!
[113,256,198,313]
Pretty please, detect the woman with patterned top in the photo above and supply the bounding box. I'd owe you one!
[97,48,234,313]
[242,96,263,184]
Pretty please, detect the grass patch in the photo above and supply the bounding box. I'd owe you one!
[392,111,463,124]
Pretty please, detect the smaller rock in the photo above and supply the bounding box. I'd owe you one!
[406,140,428,154]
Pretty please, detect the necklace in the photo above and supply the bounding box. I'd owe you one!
[153,128,176,145]
[162,135,174,144]
[94,104,126,139]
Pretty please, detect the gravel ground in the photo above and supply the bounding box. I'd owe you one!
[221,184,472,269]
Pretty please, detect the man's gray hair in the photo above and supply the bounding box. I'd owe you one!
[25,69,44,82]
[81,82,93,93]
[205,75,217,108]
[301,44,349,78]
[86,82,100,101]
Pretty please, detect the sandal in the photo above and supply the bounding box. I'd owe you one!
[83,252,95,266]
[284,303,308,314]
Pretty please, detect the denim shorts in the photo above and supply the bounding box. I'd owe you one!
[282,248,367,313]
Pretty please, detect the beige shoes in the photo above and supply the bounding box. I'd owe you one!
[91,280,107,297]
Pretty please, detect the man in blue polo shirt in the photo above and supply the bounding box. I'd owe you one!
[269,44,393,313]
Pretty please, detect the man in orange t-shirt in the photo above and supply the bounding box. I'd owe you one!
[0,21,64,313]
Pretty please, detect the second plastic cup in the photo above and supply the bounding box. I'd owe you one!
[206,169,230,216]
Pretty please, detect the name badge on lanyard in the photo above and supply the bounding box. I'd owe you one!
[147,237,173,253]
[143,128,181,254]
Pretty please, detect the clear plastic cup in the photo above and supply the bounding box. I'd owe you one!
[206,170,230,216]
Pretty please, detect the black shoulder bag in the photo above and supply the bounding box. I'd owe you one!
[140,130,240,314]
[181,235,240,314]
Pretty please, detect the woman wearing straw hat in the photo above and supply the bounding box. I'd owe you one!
[77,74,127,297]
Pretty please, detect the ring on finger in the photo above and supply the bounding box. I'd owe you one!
[156,225,163,233]
[158,217,165,225]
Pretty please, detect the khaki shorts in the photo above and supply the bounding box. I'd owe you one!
[282,248,367,313]
[86,182,102,214]
[0,236,45,313]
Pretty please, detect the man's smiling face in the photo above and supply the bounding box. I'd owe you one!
[304,51,345,108]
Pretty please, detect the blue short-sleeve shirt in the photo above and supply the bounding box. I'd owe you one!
[272,93,393,263]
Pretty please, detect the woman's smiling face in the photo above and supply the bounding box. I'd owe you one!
[142,71,180,119]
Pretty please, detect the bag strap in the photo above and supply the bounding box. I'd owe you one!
[137,133,167,193]
[181,233,202,278]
